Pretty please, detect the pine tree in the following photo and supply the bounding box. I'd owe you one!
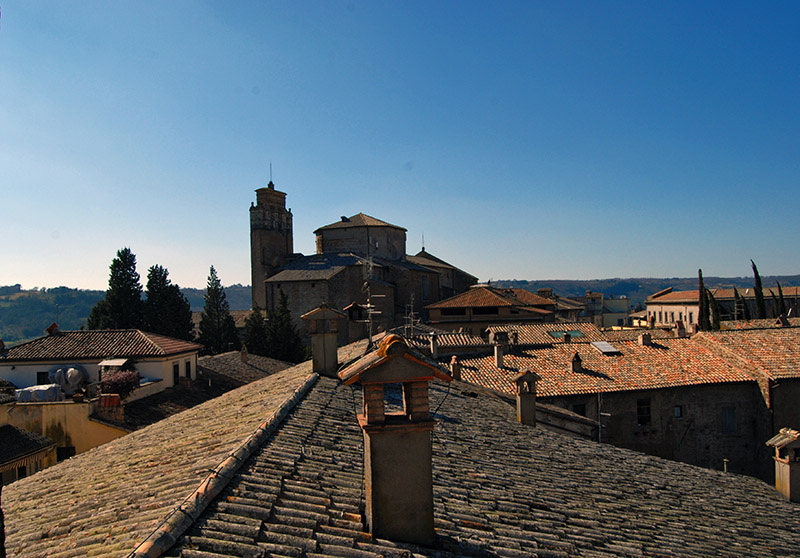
[88,247,143,329]
[143,265,194,340]
[698,269,711,331]
[265,289,306,363]
[197,266,240,355]
[751,259,766,319]
[243,304,269,356]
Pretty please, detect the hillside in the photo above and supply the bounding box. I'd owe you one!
[4,275,800,346]
[0,284,253,346]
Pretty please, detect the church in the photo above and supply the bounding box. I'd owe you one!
[250,181,477,343]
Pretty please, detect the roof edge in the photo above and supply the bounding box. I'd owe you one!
[129,371,320,558]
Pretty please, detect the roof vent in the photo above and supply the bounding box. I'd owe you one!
[592,341,621,355]
[570,352,582,373]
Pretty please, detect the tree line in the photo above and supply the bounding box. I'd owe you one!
[88,248,305,362]
[696,260,790,331]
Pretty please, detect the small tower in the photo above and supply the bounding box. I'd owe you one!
[339,334,452,545]
[513,369,540,426]
[301,305,344,378]
[250,181,293,309]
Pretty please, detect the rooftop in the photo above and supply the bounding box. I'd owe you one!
[0,425,55,467]
[314,213,406,233]
[427,285,554,310]
[0,330,202,362]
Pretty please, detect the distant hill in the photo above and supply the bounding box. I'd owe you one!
[0,284,253,346]
[4,275,800,345]
[492,275,800,308]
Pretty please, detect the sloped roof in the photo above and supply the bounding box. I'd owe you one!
[456,337,755,397]
[265,253,370,283]
[198,350,293,385]
[486,322,608,345]
[4,336,799,557]
[427,286,553,310]
[0,425,55,467]
[168,377,798,558]
[647,286,800,303]
[408,249,478,279]
[314,212,406,233]
[694,327,800,381]
[3,338,370,558]
[0,330,202,362]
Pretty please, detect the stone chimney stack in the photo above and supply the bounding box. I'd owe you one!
[563,332,571,344]
[301,305,345,378]
[491,330,509,368]
[673,320,686,338]
[339,335,452,545]
[570,352,582,373]
[638,333,652,346]
[514,369,540,426]
[450,355,461,381]
[430,333,439,360]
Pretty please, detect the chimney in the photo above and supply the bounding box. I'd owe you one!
[569,352,582,373]
[766,428,800,502]
[638,333,652,346]
[46,322,59,336]
[240,344,249,363]
[673,320,686,338]
[339,335,452,545]
[430,333,438,359]
[776,315,790,327]
[301,305,345,378]
[494,344,504,368]
[563,332,571,344]
[514,369,540,426]
[450,356,461,381]
[492,330,509,368]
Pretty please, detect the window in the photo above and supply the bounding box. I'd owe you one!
[679,312,683,322]
[689,312,694,324]
[572,403,587,417]
[637,399,651,426]
[185,361,191,378]
[173,363,180,386]
[670,312,675,323]
[57,446,76,462]
[441,307,466,316]
[658,311,662,323]
[37,371,50,385]
[674,405,683,418]
[721,407,736,434]
[473,306,499,315]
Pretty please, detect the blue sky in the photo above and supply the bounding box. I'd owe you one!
[1,1,798,290]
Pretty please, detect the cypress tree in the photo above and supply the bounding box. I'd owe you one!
[197,266,240,355]
[777,281,787,317]
[143,265,194,340]
[751,259,766,319]
[243,304,270,357]
[265,289,306,363]
[708,290,721,330]
[88,247,143,329]
[698,269,711,331]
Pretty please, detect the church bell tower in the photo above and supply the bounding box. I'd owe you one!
[250,181,293,309]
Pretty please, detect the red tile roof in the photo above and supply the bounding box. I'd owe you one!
[455,338,755,398]
[648,287,800,303]
[695,328,800,381]
[486,322,608,345]
[0,330,202,362]
[427,286,553,309]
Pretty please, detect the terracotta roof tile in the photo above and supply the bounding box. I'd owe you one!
[427,286,553,310]
[0,330,202,362]
[456,338,755,398]
[695,327,800,380]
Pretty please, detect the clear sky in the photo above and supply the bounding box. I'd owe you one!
[2,1,798,290]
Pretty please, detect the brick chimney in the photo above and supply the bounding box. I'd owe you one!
[339,335,452,545]
[673,320,686,338]
[514,369,540,426]
[570,352,582,373]
[301,305,344,378]
[450,355,461,381]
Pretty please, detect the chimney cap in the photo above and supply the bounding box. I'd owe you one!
[339,334,452,386]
